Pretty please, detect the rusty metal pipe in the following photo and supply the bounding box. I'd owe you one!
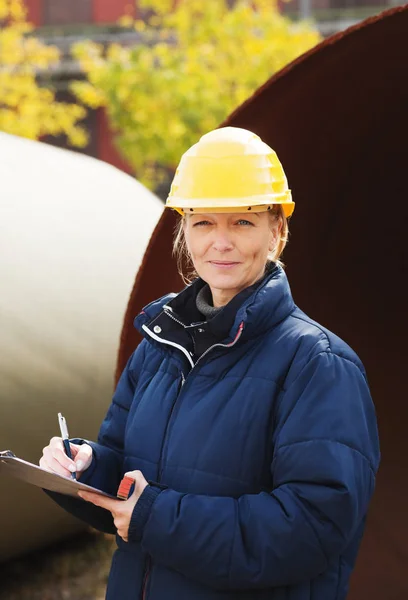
[117,7,408,598]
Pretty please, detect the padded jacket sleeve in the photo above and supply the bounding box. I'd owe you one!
[129,351,380,590]
[44,343,146,533]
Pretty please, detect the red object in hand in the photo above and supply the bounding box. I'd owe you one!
[117,475,135,500]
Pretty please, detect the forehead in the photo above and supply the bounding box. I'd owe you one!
[187,212,262,220]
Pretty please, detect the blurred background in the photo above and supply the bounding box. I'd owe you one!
[1,0,406,598]
[0,0,400,200]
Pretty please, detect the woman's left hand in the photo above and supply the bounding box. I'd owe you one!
[77,470,148,542]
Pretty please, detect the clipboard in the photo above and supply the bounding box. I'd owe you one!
[0,450,119,500]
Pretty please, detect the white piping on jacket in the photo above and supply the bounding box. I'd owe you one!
[142,324,195,368]
[142,321,245,372]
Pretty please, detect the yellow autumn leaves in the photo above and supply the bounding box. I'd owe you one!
[71,0,321,189]
[0,0,87,145]
[1,0,321,188]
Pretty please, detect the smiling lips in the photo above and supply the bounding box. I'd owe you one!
[209,261,240,269]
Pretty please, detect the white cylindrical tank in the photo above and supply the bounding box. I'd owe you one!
[0,133,163,561]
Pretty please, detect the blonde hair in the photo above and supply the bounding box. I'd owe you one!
[172,205,289,285]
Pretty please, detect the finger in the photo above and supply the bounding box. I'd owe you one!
[49,437,86,464]
[43,437,73,468]
[124,470,148,496]
[124,470,141,479]
[40,452,72,476]
[49,436,64,448]
[115,520,128,542]
[74,445,93,472]
[124,470,143,491]
[39,455,72,478]
[44,441,76,473]
[39,457,58,474]
[78,491,119,512]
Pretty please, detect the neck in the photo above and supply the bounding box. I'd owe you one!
[196,285,223,318]
[211,288,234,308]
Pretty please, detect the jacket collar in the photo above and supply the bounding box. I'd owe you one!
[134,264,295,343]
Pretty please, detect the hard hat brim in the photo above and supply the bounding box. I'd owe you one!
[166,196,295,218]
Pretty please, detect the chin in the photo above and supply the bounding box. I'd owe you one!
[206,275,245,290]
[199,265,251,291]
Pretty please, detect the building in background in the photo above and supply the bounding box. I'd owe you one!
[283,0,400,34]
[23,0,402,173]
[24,0,136,173]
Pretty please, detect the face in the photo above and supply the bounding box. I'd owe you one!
[183,212,277,307]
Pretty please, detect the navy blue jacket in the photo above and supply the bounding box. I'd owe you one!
[49,265,380,600]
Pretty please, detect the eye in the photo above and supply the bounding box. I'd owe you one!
[192,220,211,227]
[236,219,254,226]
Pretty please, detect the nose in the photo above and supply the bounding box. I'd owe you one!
[212,228,234,253]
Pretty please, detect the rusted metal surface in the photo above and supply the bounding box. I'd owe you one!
[117,6,408,598]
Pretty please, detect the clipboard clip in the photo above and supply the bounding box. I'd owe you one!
[0,450,16,458]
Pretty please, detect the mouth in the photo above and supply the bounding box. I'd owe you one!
[209,261,240,268]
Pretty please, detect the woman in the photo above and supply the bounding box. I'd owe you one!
[41,127,380,600]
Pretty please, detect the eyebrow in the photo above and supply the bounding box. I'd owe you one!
[232,212,260,218]
[189,213,261,220]
[230,213,261,219]
[240,213,260,219]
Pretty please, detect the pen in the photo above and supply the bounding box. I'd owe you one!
[58,412,76,480]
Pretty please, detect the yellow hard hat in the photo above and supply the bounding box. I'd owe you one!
[166,127,294,218]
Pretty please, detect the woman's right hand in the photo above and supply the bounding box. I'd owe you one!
[39,437,93,479]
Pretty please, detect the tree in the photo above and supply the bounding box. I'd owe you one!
[0,0,87,146]
[71,0,321,190]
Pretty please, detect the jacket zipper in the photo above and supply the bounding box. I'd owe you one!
[138,322,243,600]
[163,306,204,331]
[163,306,188,328]
[158,372,185,480]
[193,321,244,368]
[142,324,194,368]
[144,320,244,480]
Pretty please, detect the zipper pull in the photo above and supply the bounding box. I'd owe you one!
[181,372,185,387]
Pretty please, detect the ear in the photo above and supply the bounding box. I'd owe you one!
[182,216,189,244]
[268,227,278,252]
[269,214,283,251]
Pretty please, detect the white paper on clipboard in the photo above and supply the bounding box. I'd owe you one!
[0,450,117,499]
